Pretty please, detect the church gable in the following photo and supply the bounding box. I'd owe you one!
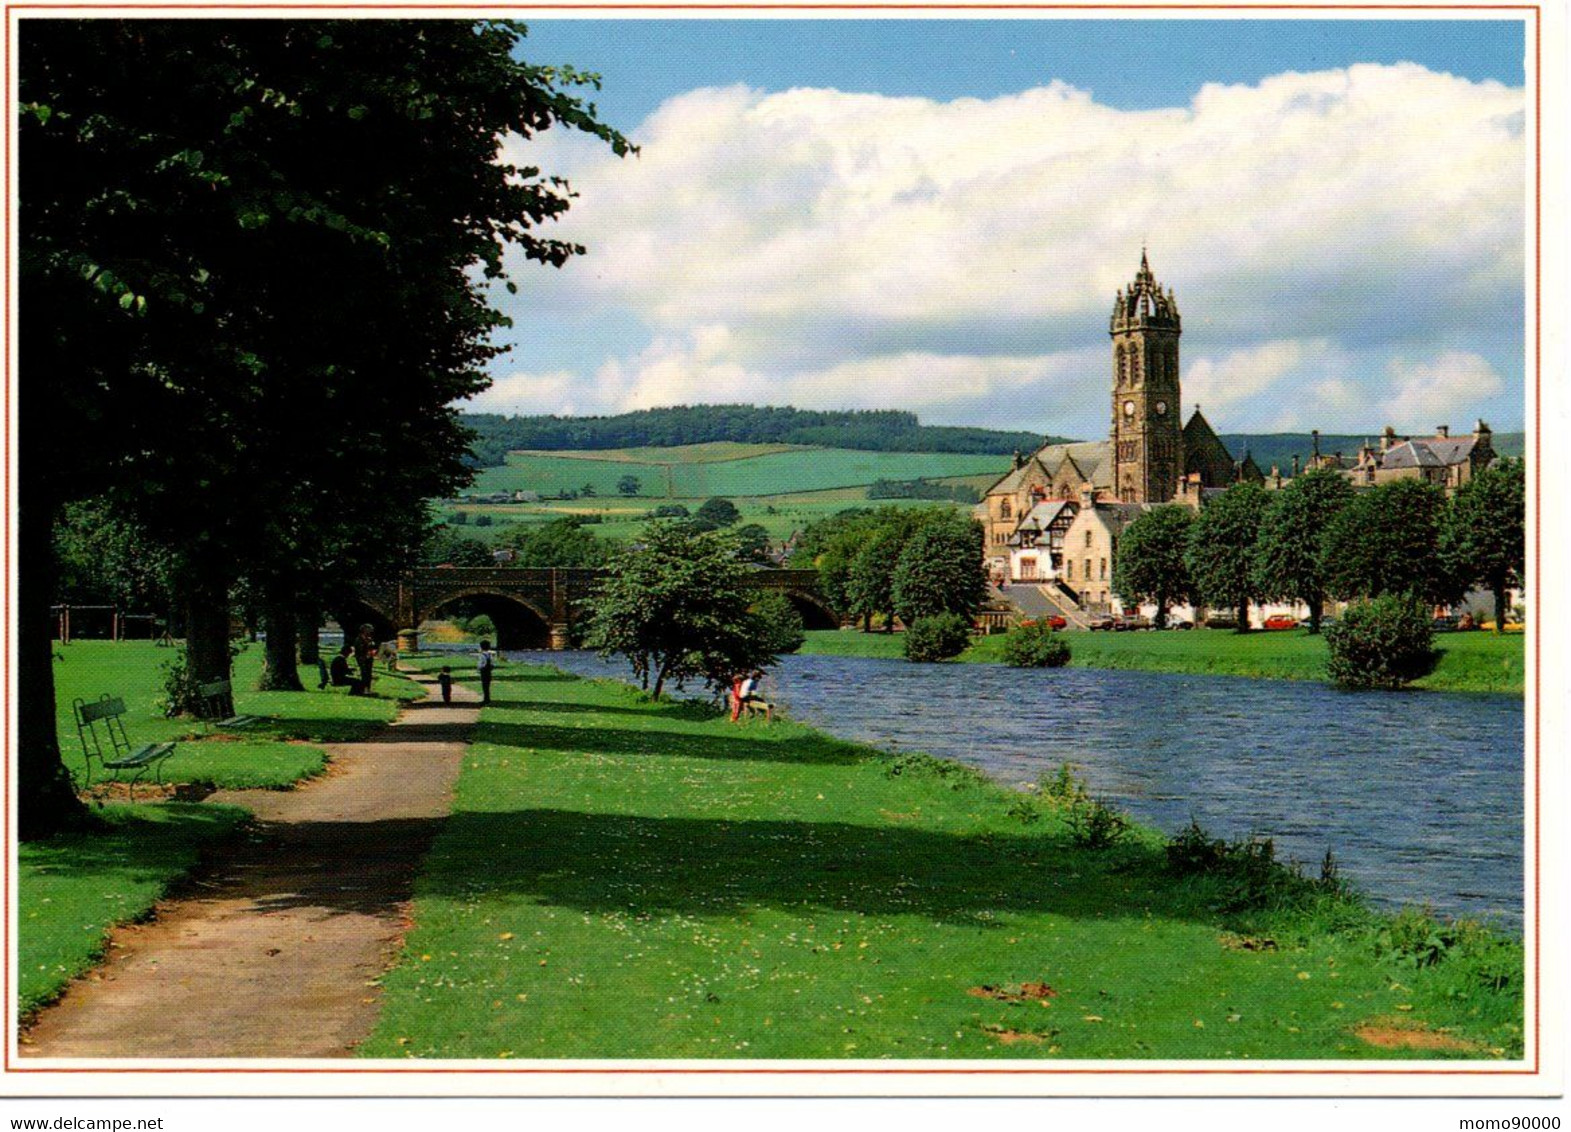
[1183,409,1236,489]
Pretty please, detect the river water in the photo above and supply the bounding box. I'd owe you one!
[507,649,1524,929]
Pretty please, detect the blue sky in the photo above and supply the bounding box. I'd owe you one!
[475,18,1529,438]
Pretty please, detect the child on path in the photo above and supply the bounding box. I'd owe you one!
[438,666,453,704]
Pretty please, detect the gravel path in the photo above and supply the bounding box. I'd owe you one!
[21,675,476,1059]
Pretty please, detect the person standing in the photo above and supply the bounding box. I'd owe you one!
[354,625,377,695]
[438,666,453,704]
[476,639,497,704]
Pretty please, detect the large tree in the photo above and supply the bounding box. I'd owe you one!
[1251,468,1355,634]
[1323,478,1459,606]
[20,19,627,837]
[1111,505,1195,629]
[891,511,988,626]
[1441,459,1526,631]
[1186,482,1270,631]
[586,522,775,700]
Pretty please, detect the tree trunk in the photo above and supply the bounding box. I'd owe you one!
[1236,595,1251,633]
[1306,590,1324,635]
[297,609,321,665]
[258,584,304,691]
[185,574,235,718]
[1493,577,1509,634]
[17,487,89,841]
[652,657,672,700]
[1154,600,1168,630]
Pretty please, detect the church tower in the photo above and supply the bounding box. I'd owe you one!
[1109,251,1183,503]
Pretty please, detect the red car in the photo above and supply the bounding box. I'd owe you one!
[1046,615,1068,630]
[1263,615,1298,630]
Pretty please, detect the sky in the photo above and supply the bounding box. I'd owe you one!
[470,18,1529,439]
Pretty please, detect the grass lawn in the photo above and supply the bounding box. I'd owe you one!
[363,660,1521,1060]
[800,628,1524,696]
[54,641,425,790]
[17,803,249,1019]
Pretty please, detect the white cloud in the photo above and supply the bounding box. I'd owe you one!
[1303,351,1505,433]
[491,63,1524,431]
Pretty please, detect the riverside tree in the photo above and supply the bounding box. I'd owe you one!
[1251,468,1354,633]
[20,19,628,837]
[1186,482,1270,631]
[1441,459,1526,631]
[1110,504,1195,629]
[1323,479,1459,606]
[891,510,988,626]
[586,522,776,700]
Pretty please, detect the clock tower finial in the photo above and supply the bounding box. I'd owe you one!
[1110,250,1183,503]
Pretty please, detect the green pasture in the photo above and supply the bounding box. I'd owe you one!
[800,628,1524,696]
[54,640,424,791]
[468,445,1008,500]
[363,659,1520,1060]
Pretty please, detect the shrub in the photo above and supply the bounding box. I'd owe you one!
[1066,795,1131,850]
[1324,593,1439,689]
[1039,762,1089,806]
[903,613,971,662]
[1001,621,1071,668]
[884,751,989,790]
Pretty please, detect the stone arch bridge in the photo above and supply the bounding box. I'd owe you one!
[342,567,840,650]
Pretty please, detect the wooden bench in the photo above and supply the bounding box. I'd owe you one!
[73,695,175,798]
[196,679,260,730]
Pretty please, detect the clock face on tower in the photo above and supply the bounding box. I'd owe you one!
[1155,400,1168,416]
[1123,400,1136,418]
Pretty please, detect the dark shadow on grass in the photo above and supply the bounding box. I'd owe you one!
[471,719,863,766]
[413,808,1181,927]
[488,698,721,722]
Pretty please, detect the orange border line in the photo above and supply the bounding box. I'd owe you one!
[3,2,1543,1081]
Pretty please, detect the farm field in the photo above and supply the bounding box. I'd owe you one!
[468,444,1009,500]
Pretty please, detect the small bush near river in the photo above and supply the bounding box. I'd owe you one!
[1001,621,1071,668]
[1325,594,1439,689]
[903,613,971,662]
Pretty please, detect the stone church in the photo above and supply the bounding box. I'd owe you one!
[978,252,1258,589]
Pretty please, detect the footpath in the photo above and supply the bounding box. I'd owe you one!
[22,674,477,1059]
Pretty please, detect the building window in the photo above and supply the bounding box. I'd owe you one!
[1085,558,1092,580]
[1100,558,1108,579]
[1084,530,1093,548]
[1116,345,1126,386]
[1065,561,1073,581]
[1000,499,1012,519]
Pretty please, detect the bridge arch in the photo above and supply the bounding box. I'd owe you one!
[418,588,554,650]
[771,590,840,631]
[332,597,396,646]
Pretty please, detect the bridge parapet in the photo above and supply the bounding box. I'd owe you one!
[350,566,839,649]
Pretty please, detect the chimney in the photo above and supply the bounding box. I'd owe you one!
[1311,429,1321,458]
[1436,425,1450,438]
[1381,425,1396,453]
[1474,419,1491,437]
[1291,453,1301,476]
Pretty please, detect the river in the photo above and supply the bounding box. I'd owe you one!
[506,649,1524,930]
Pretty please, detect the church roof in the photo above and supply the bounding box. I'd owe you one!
[1035,440,1115,488]
[982,457,1047,497]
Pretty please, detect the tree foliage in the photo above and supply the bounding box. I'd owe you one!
[1325,594,1439,689]
[903,613,972,663]
[500,517,611,568]
[1324,479,1459,605]
[20,19,627,835]
[1111,505,1195,628]
[1001,621,1072,668]
[586,522,775,699]
[1186,483,1270,631]
[696,497,742,528]
[750,592,806,656]
[1251,469,1354,633]
[891,511,987,626]
[1441,460,1525,631]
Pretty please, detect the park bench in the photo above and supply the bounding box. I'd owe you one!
[73,695,175,798]
[196,679,260,730]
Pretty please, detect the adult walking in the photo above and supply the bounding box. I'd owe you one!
[476,639,498,704]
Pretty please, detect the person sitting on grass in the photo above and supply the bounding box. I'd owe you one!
[329,644,367,696]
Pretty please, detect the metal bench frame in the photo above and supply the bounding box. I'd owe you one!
[73,695,175,798]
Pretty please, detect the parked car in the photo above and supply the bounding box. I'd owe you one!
[1087,615,1118,631]
[1166,618,1194,630]
[1046,615,1068,631]
[1432,615,1459,633]
[1262,615,1298,631]
[1116,614,1153,631]
[1202,615,1238,630]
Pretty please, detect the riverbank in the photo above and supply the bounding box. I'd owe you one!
[365,656,1522,1060]
[798,627,1524,695]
